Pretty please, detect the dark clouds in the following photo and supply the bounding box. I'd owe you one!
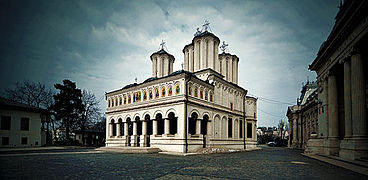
[0,0,339,126]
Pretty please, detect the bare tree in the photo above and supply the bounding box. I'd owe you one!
[278,119,285,139]
[78,90,101,145]
[6,80,54,109]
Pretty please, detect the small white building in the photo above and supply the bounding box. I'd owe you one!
[0,97,49,147]
[105,22,258,153]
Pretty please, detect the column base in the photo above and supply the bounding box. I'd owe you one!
[130,135,141,147]
[339,137,368,160]
[305,138,323,154]
[125,135,131,146]
[140,135,150,147]
[324,138,340,156]
[291,140,298,148]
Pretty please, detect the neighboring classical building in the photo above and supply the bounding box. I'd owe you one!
[105,22,258,153]
[74,129,105,146]
[287,81,318,149]
[291,0,367,161]
[0,97,49,147]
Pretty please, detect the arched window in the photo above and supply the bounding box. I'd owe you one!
[220,60,222,74]
[168,85,173,96]
[200,88,204,99]
[175,83,180,94]
[168,112,177,135]
[188,85,192,96]
[119,97,122,105]
[149,89,153,100]
[143,91,147,101]
[161,86,166,97]
[228,117,233,138]
[128,94,131,104]
[194,87,198,97]
[205,90,208,100]
[111,99,114,107]
[210,92,213,102]
[124,95,127,104]
[108,99,111,107]
[155,88,159,98]
[189,112,198,135]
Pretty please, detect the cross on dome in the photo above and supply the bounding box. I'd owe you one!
[220,41,228,53]
[202,20,211,32]
[159,40,166,51]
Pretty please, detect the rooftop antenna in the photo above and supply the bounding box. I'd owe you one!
[202,20,212,32]
[220,41,228,53]
[135,77,137,83]
[159,40,168,51]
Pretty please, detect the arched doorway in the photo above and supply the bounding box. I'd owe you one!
[126,117,132,146]
[201,114,209,148]
[168,112,177,135]
[111,119,116,136]
[135,116,141,147]
[156,113,164,135]
[145,114,152,147]
[189,112,198,135]
[118,118,123,136]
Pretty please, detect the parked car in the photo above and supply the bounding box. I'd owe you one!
[267,142,276,147]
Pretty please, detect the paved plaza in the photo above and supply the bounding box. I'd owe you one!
[0,147,366,179]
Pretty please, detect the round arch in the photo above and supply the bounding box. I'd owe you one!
[133,113,141,121]
[124,114,132,123]
[189,109,200,117]
[165,108,177,118]
[153,110,164,119]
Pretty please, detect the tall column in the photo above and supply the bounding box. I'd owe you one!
[116,123,121,137]
[143,121,147,135]
[153,120,158,135]
[351,53,367,137]
[197,119,201,135]
[133,121,138,135]
[292,117,297,146]
[109,123,113,137]
[164,118,170,135]
[124,122,129,136]
[328,72,339,138]
[344,59,352,137]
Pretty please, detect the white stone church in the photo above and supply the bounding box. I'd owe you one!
[105,22,258,153]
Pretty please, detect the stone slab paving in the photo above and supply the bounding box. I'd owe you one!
[0,147,366,179]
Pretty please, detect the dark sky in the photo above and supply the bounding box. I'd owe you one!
[0,0,339,126]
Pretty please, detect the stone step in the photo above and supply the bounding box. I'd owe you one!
[96,147,162,154]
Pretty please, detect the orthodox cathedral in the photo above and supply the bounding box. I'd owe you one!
[105,22,258,153]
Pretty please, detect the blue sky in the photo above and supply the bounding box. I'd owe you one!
[0,0,339,127]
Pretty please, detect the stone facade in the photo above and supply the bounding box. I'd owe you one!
[287,81,318,149]
[105,24,257,153]
[304,1,368,160]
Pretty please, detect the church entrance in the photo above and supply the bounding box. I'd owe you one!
[145,114,152,147]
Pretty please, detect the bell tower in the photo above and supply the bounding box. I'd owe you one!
[150,41,175,78]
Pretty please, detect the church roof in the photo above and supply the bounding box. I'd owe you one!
[150,49,175,60]
[183,31,220,52]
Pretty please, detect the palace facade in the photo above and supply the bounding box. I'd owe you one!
[105,23,258,153]
[288,0,368,161]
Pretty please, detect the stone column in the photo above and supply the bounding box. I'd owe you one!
[153,120,158,135]
[143,121,147,135]
[164,118,170,135]
[124,123,129,136]
[116,122,121,137]
[133,121,138,136]
[351,53,367,137]
[292,116,298,147]
[344,59,352,137]
[109,123,113,137]
[328,72,339,138]
[198,119,203,135]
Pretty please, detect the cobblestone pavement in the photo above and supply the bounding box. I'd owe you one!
[0,146,366,179]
